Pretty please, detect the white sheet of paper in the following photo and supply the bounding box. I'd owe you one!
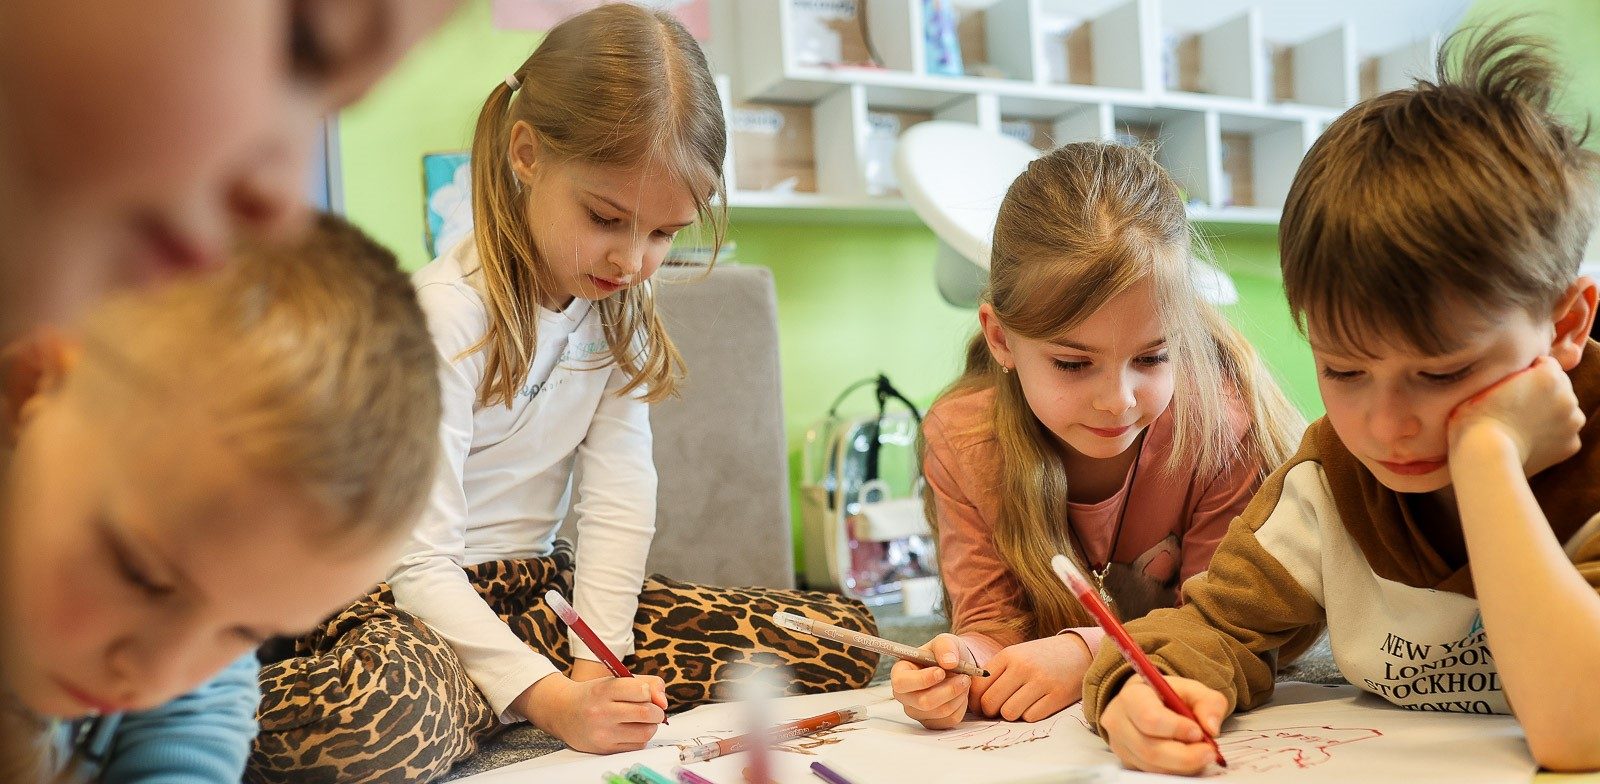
[451,682,1536,784]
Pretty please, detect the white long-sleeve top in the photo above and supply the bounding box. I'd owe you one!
[390,241,657,723]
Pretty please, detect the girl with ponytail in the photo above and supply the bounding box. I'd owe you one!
[392,2,724,754]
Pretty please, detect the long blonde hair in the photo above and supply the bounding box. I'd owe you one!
[932,142,1304,638]
[71,214,442,540]
[468,3,728,407]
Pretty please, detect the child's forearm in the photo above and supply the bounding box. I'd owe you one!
[1451,429,1600,771]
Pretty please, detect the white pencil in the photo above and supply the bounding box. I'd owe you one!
[772,611,990,678]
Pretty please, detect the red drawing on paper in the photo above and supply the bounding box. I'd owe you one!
[1209,725,1384,774]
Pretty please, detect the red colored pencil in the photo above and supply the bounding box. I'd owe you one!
[545,590,668,724]
[1050,555,1226,768]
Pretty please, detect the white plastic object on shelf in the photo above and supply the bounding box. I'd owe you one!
[894,121,1036,305]
[896,120,1240,308]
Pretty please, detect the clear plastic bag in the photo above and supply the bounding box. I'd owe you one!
[800,375,939,605]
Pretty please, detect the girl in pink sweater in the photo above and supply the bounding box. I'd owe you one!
[892,142,1305,729]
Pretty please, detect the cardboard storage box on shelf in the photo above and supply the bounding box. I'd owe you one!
[1038,14,1096,85]
[731,101,817,193]
[1000,118,1054,151]
[864,109,932,196]
[1163,33,1204,93]
[1219,132,1257,207]
[1269,43,1296,102]
[790,0,873,67]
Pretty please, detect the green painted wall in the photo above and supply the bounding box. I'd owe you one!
[337,0,1593,574]
[1463,0,1600,153]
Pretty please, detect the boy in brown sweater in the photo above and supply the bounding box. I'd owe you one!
[1081,23,1600,775]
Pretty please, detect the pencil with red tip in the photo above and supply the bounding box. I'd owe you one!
[544,590,668,724]
[1050,554,1225,768]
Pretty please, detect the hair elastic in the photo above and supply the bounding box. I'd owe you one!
[504,73,522,91]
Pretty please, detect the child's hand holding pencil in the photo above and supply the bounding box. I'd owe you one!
[770,611,987,731]
[526,591,669,753]
[1098,674,1229,776]
[1051,555,1226,776]
[888,633,980,730]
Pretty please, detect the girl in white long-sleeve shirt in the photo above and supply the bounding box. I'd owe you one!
[384,4,729,756]
[244,10,882,781]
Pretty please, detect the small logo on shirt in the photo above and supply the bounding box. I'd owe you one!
[562,339,608,363]
[517,339,610,400]
[519,380,554,400]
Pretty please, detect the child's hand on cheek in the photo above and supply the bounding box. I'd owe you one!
[520,672,668,753]
[1100,675,1227,776]
[968,633,1093,722]
[1447,356,1583,478]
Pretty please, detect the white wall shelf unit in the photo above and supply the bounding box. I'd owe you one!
[1360,34,1442,101]
[711,0,1441,225]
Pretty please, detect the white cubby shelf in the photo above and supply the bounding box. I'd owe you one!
[707,0,1441,226]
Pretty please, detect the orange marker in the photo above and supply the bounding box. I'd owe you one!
[677,706,867,764]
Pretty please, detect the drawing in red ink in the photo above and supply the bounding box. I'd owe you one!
[1213,725,1383,773]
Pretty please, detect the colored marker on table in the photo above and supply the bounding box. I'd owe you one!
[808,761,856,784]
[1050,554,1226,768]
[772,611,989,678]
[546,590,668,724]
[677,706,868,764]
[674,768,718,784]
[624,764,679,784]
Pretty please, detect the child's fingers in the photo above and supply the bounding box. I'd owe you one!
[1111,731,1216,776]
[976,666,1025,717]
[597,676,658,704]
[1103,699,1210,776]
[1020,692,1069,723]
[903,683,969,725]
[899,674,969,713]
[891,658,949,695]
[996,678,1050,722]
[1017,684,1075,723]
[1170,680,1228,736]
[609,719,661,750]
[619,700,667,725]
[1164,677,1227,736]
[1120,681,1205,742]
[640,674,670,710]
[967,662,997,711]
[1139,737,1218,775]
[927,634,967,669]
[890,656,961,708]
[967,652,1008,710]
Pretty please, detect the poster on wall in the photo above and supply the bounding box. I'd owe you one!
[422,151,473,258]
[490,0,710,39]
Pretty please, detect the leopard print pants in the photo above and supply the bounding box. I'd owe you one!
[246,541,879,784]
